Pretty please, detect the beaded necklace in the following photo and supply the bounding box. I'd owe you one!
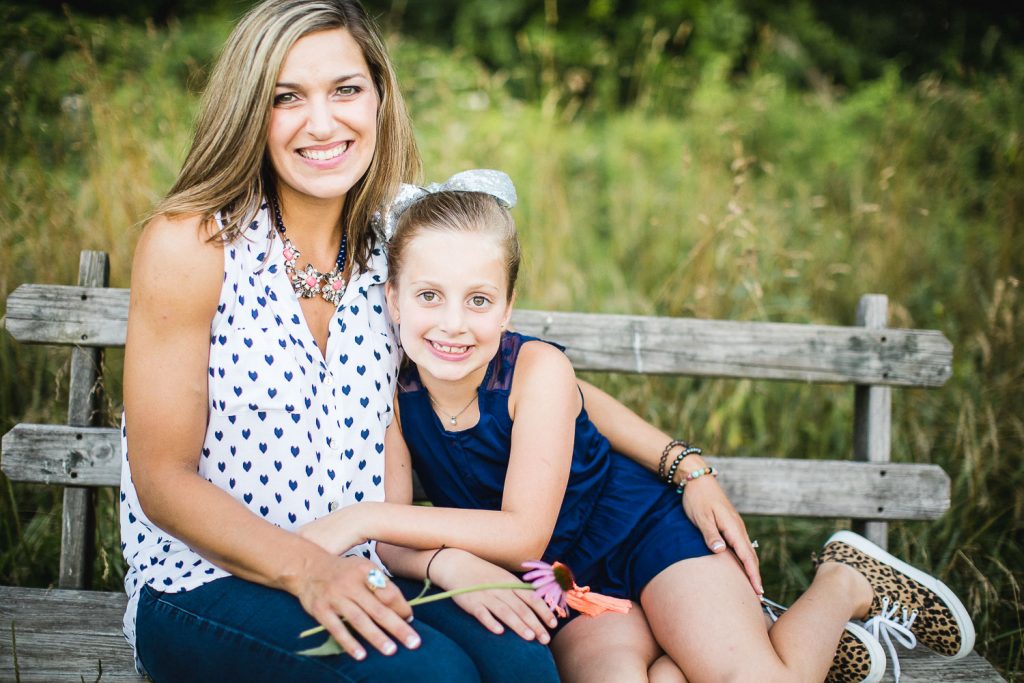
[271,196,348,306]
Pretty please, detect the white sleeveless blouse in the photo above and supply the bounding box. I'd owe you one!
[119,206,400,653]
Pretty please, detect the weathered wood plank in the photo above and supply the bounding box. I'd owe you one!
[4,286,953,387]
[1,424,951,520]
[0,586,1005,682]
[0,587,143,682]
[853,294,893,549]
[512,310,953,386]
[59,251,108,590]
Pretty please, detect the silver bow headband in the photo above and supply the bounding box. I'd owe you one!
[382,169,518,238]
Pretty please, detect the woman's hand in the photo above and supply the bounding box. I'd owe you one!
[293,553,420,660]
[298,505,368,556]
[681,475,763,595]
[429,547,557,644]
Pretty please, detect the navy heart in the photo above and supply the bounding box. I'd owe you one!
[288,479,298,491]
[305,465,314,476]
[259,505,269,516]
[372,475,382,486]
[354,491,364,502]
[260,474,269,485]
[244,492,253,504]
[244,337,253,348]
[265,354,274,365]
[339,354,349,364]
[233,386,242,396]
[229,477,236,489]
[355,335,364,345]
[274,460,283,471]
[288,512,297,523]
[344,416,354,427]
[360,429,370,440]
[291,446,300,457]
[268,388,277,399]
[214,431,224,441]
[327,469,336,480]
[259,442,268,453]
[248,370,258,381]
[358,460,366,470]
[274,427,284,438]
[291,413,301,423]
[342,384,351,395]
[242,428,251,440]
[359,397,370,408]
[344,448,354,459]
[356,365,366,376]
[375,442,384,454]
[217,461,226,472]
[284,371,293,381]
[243,461,252,472]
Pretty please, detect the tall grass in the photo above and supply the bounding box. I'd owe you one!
[1,12,1021,678]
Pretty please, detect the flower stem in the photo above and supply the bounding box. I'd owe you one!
[299,581,534,639]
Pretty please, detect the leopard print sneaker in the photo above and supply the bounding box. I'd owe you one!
[817,531,975,662]
[761,597,885,683]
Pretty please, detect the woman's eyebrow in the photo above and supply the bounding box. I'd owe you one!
[275,73,369,89]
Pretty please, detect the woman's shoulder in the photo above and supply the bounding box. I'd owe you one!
[131,213,225,317]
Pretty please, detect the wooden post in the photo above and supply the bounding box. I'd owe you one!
[59,251,109,589]
[853,294,891,549]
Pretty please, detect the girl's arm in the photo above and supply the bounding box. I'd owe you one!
[301,341,578,570]
[125,215,417,658]
[577,379,763,594]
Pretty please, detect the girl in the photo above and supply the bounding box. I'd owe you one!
[302,175,975,683]
[119,2,560,681]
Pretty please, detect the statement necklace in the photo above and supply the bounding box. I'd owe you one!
[271,197,348,306]
[427,391,479,427]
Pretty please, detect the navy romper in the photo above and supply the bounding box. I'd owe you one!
[397,332,712,605]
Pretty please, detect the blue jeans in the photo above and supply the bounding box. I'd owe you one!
[136,576,559,683]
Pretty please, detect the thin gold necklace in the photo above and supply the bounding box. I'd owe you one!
[427,392,479,427]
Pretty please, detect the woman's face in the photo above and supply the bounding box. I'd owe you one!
[268,28,379,207]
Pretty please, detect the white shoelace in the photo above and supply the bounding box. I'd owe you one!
[863,596,918,683]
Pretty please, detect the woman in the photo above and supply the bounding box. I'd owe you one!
[120,1,559,680]
[119,0,758,680]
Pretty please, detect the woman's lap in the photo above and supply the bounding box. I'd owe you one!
[135,575,558,683]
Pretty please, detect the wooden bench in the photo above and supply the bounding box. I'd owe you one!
[0,251,1005,682]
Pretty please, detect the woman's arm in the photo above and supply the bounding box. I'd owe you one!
[577,378,763,594]
[124,215,417,658]
[301,341,578,570]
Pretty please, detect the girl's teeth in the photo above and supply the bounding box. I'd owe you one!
[432,341,466,353]
[300,143,348,161]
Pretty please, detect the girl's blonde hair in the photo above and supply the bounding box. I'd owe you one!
[387,191,521,299]
[155,0,420,272]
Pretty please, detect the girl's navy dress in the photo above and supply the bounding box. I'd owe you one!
[398,332,711,603]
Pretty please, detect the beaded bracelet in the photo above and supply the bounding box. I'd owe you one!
[658,440,690,479]
[675,466,719,494]
[665,446,703,486]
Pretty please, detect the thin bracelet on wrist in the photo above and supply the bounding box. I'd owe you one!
[425,546,448,583]
[659,440,689,479]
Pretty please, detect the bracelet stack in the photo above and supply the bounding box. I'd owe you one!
[660,439,718,494]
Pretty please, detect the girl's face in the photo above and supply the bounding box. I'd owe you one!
[268,28,378,207]
[386,230,514,389]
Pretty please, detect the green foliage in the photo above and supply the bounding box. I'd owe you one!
[0,7,1021,678]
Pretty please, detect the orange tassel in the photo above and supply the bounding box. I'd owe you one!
[565,583,633,617]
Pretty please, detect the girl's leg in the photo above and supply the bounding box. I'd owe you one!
[649,655,689,683]
[550,603,663,683]
[640,552,872,683]
[136,576,481,683]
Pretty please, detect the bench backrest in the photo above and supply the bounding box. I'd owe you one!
[1,251,954,589]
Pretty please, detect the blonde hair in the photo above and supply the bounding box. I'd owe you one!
[155,0,420,272]
[387,192,521,299]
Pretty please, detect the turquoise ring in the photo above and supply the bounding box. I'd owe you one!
[367,568,388,591]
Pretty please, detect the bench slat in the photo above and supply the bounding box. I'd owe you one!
[2,424,950,520]
[4,285,953,386]
[0,586,1004,682]
[0,587,143,682]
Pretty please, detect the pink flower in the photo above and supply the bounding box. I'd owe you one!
[522,560,632,619]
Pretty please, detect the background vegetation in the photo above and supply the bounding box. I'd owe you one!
[1,0,1021,677]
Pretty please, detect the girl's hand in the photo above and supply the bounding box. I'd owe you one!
[298,506,368,556]
[293,553,420,660]
[681,474,763,595]
[429,547,557,644]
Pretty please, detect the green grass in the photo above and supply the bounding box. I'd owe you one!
[1,11,1021,679]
